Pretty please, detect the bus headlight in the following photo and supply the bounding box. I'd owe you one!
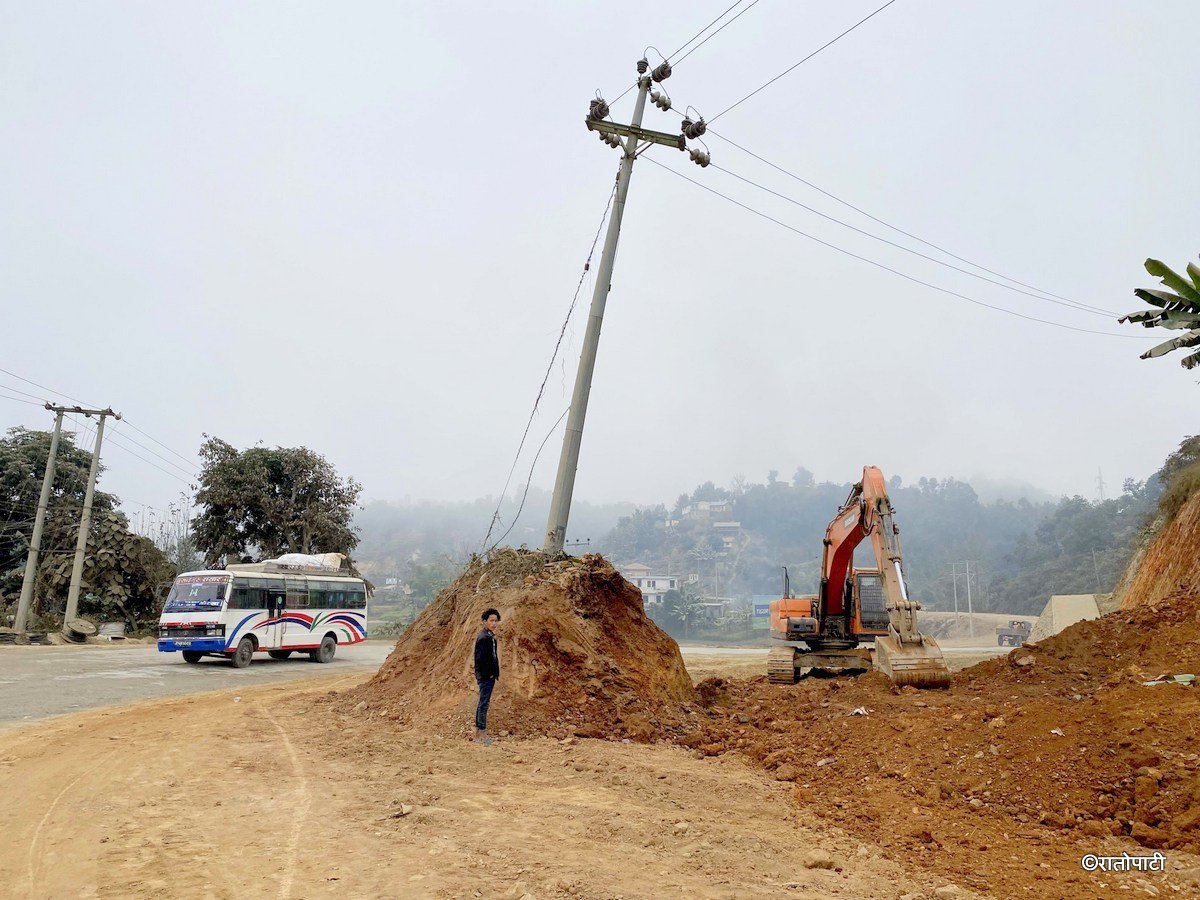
[205,625,225,637]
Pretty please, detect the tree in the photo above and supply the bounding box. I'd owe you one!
[1119,256,1200,369]
[0,427,169,631]
[193,437,362,566]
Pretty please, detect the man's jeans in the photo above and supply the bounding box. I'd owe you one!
[475,676,496,730]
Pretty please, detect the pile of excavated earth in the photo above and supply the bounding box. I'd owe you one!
[685,590,1200,893]
[353,549,696,740]
[348,543,1200,895]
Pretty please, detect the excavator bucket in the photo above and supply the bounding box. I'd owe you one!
[874,634,951,688]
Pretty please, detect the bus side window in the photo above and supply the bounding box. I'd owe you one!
[346,584,366,610]
[229,579,248,609]
[309,585,328,609]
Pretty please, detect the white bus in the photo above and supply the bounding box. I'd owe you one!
[157,563,368,667]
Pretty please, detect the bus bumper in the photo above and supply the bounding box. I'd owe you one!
[158,638,229,653]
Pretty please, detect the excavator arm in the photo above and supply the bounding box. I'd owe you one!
[819,467,950,687]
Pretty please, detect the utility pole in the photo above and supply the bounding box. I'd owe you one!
[1096,468,1106,504]
[1091,548,1103,592]
[950,562,959,618]
[964,559,975,639]
[63,407,121,626]
[543,55,707,555]
[14,406,64,633]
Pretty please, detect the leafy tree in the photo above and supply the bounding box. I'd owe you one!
[0,427,169,631]
[193,437,362,566]
[1119,256,1200,369]
[40,512,173,633]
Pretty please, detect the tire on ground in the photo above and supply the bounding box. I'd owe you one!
[310,634,337,664]
[231,636,255,668]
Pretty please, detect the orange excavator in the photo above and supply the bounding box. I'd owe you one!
[767,466,951,688]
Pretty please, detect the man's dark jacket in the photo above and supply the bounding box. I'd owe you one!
[474,628,500,680]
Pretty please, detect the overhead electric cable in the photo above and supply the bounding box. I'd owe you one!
[706,128,1114,314]
[120,420,198,469]
[108,422,198,477]
[480,178,618,551]
[0,390,44,407]
[707,161,1112,317]
[646,156,1145,339]
[609,0,763,105]
[710,0,900,122]
[674,0,765,67]
[486,407,571,554]
[0,366,92,407]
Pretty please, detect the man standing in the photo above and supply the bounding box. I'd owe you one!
[473,608,501,744]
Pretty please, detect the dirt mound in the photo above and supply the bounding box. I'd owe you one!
[354,550,696,741]
[1120,491,1200,610]
[678,596,1200,895]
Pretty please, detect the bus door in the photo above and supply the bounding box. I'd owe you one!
[263,587,285,649]
[283,577,309,649]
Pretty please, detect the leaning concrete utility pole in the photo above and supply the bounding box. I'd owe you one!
[13,406,64,633]
[64,407,120,625]
[544,55,708,555]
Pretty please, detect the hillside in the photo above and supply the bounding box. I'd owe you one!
[1119,489,1200,609]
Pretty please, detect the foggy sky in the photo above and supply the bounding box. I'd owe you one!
[3,1,1198,528]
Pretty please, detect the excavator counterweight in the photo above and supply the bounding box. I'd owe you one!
[767,466,951,689]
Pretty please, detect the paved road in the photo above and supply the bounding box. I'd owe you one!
[0,641,397,728]
[0,641,1009,729]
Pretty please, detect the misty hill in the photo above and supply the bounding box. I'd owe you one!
[600,468,1159,616]
[353,465,1162,616]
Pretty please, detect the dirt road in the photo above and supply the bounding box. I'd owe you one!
[0,673,960,899]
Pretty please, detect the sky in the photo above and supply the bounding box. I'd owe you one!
[2,0,1199,531]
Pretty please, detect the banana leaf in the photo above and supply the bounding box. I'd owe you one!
[1134,287,1200,312]
[1119,309,1164,325]
[1183,348,1200,370]
[1189,261,1200,292]
[1140,329,1200,360]
[1145,259,1200,305]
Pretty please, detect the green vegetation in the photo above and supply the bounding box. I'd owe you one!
[0,427,172,631]
[193,437,362,567]
[1120,255,1200,369]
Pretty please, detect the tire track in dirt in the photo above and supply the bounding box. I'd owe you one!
[260,702,312,900]
[26,748,116,896]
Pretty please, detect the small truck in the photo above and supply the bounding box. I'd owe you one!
[995,619,1032,647]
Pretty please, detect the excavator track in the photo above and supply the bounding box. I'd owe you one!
[767,646,798,684]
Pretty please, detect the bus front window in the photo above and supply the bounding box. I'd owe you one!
[164,575,229,612]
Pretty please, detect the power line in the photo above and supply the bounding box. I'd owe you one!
[610,0,762,106]
[706,128,1113,314]
[108,422,198,477]
[120,419,198,469]
[646,156,1147,339]
[706,160,1113,317]
[710,0,900,122]
[666,0,747,60]
[104,432,196,486]
[0,366,92,407]
[482,178,618,551]
[0,390,44,408]
[674,0,765,67]
[487,407,571,554]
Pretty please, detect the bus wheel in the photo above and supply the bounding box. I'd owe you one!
[231,637,255,668]
[182,651,203,664]
[268,650,292,660]
[311,635,336,664]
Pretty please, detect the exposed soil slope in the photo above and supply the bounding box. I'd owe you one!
[1121,492,1200,610]
[355,550,696,740]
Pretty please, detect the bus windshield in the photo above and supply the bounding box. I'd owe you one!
[164,574,229,612]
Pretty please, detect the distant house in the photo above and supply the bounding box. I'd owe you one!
[620,562,681,607]
[680,499,734,520]
[712,521,742,549]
